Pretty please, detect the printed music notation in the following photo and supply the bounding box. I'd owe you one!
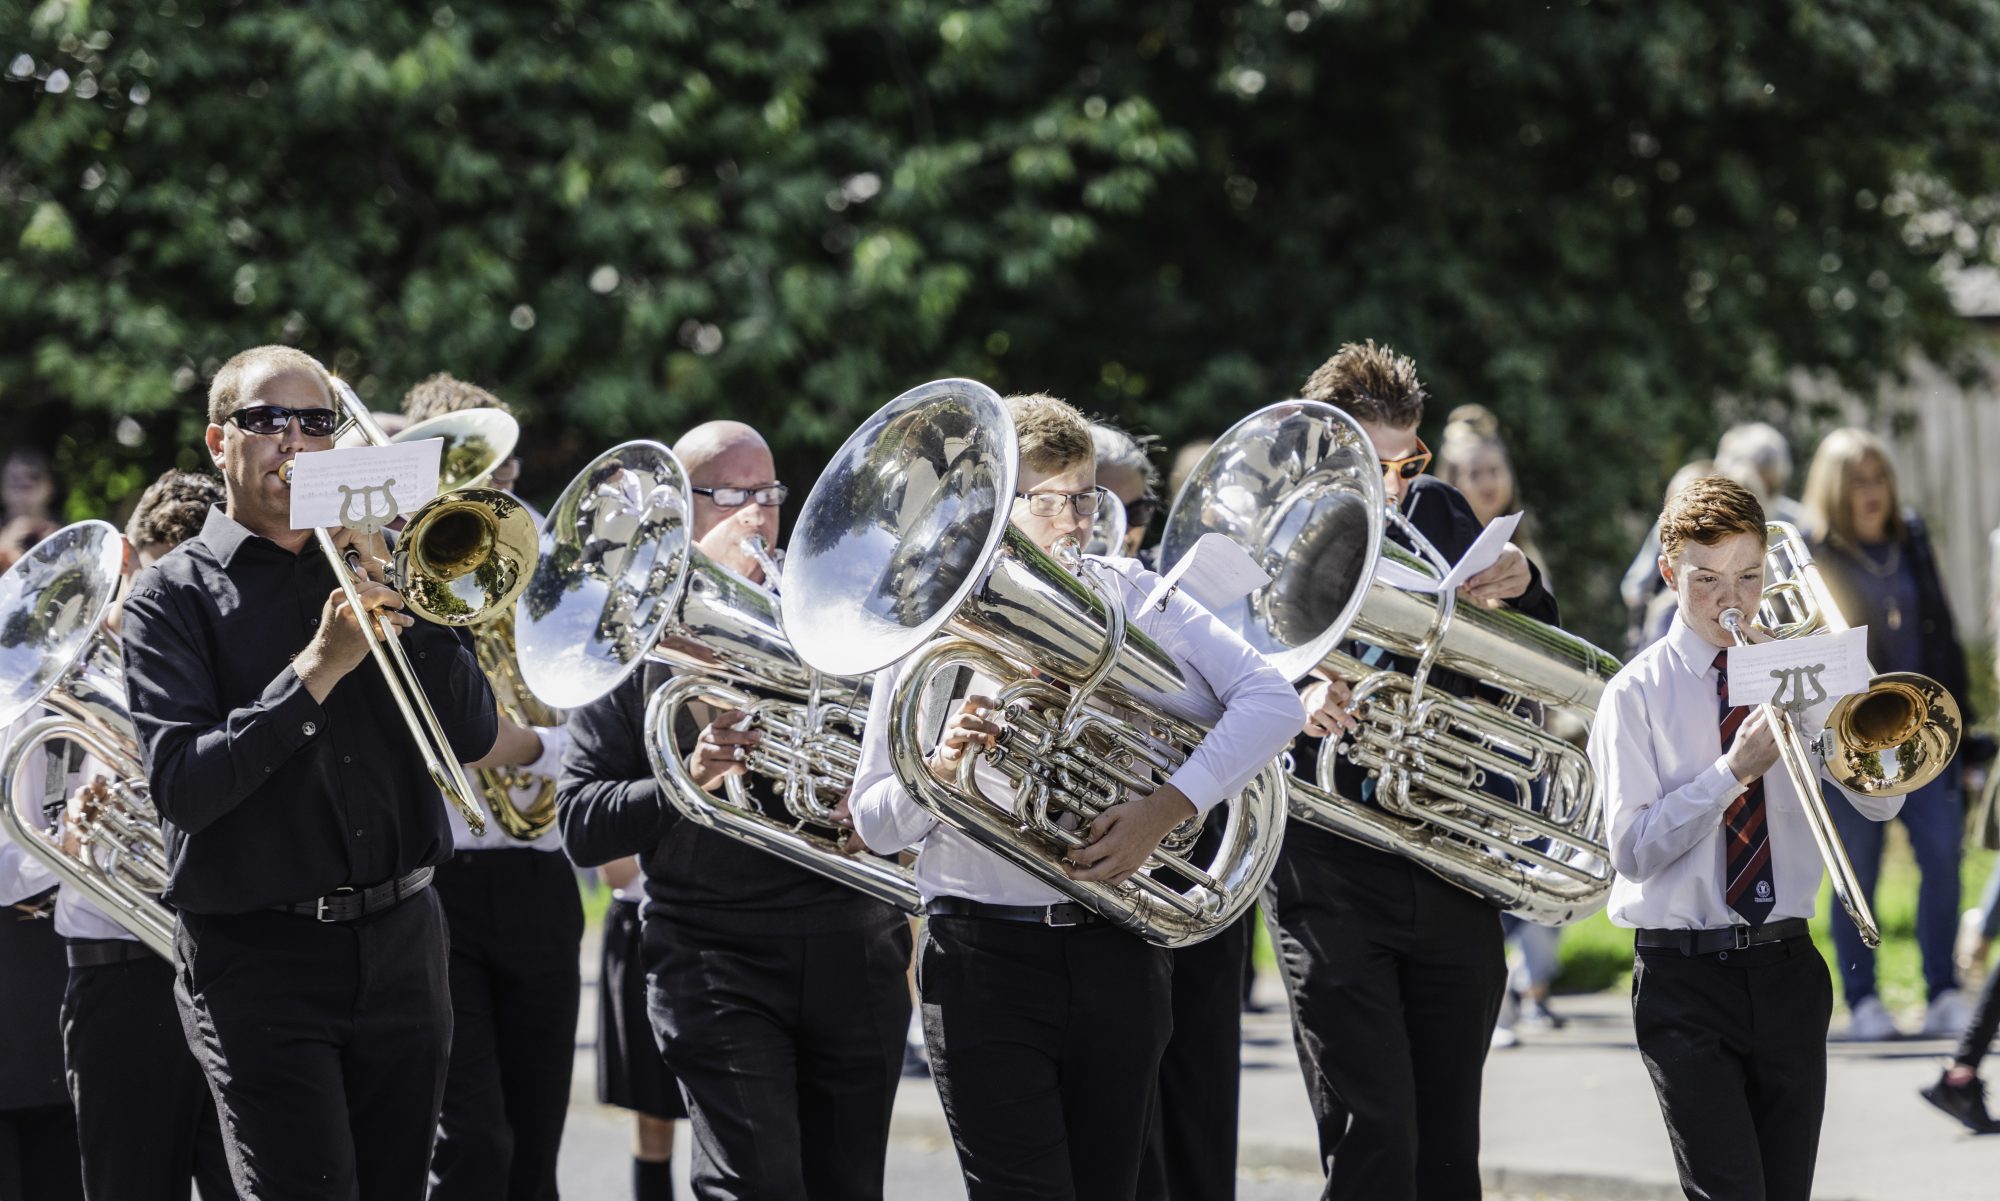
[288,440,444,532]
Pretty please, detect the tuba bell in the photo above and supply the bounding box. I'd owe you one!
[514,443,918,912]
[1161,401,1622,925]
[781,378,1289,948]
[1721,522,1965,947]
[0,521,173,957]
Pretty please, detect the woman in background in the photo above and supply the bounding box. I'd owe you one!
[1803,428,1975,1041]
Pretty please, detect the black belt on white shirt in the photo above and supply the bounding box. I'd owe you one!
[66,938,153,968]
[925,896,1106,929]
[1634,917,1809,956]
[273,867,434,923]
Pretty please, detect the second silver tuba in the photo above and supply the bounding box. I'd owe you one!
[1161,401,1622,925]
[781,378,1289,948]
[0,521,173,956]
[514,442,917,912]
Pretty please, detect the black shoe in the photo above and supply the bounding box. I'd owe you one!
[1921,1073,1998,1133]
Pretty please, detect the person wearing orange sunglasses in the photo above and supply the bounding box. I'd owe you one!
[1264,340,1559,1201]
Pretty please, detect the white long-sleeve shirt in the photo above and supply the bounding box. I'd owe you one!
[849,554,1305,907]
[449,723,570,852]
[1588,612,1903,930]
[0,716,136,941]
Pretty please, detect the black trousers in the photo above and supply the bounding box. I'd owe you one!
[1264,833,1506,1201]
[1138,910,1253,1201]
[175,890,453,1201]
[62,949,229,1201]
[0,1103,80,1201]
[1955,950,2000,1070]
[921,914,1174,1201]
[1632,937,1832,1201]
[646,917,911,1201]
[430,849,584,1201]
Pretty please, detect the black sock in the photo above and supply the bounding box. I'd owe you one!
[633,1156,676,1201]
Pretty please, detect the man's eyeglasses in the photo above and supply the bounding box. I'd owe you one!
[1380,437,1432,482]
[1015,488,1105,518]
[227,405,339,438]
[692,484,789,509]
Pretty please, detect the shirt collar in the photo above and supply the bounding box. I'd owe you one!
[1665,611,1727,679]
[198,503,290,567]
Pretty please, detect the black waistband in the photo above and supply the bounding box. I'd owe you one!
[272,867,434,923]
[65,938,154,968]
[925,896,1106,929]
[1635,917,1810,956]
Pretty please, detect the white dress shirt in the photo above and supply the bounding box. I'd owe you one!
[0,716,137,940]
[1588,612,1903,931]
[850,553,1305,907]
[448,723,571,852]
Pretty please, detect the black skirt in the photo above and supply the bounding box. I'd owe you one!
[596,896,687,1120]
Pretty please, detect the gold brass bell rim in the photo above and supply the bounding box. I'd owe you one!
[396,486,539,627]
[1824,671,1962,795]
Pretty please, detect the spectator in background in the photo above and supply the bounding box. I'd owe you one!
[1715,421,1806,528]
[1622,458,1718,653]
[1803,428,1974,1041]
[1922,851,2000,1131]
[1090,422,1161,562]
[1166,438,1212,511]
[0,447,60,573]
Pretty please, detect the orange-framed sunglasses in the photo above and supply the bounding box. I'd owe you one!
[1379,437,1432,482]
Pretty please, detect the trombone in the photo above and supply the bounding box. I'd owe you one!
[278,380,539,836]
[1720,522,1964,947]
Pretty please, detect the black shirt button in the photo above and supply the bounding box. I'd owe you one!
[302,721,318,737]
[354,829,364,838]
[343,755,353,764]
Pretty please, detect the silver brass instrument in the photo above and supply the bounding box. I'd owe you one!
[782,378,1289,948]
[515,443,918,911]
[281,381,540,836]
[1718,522,1965,947]
[0,522,173,956]
[1162,401,1621,925]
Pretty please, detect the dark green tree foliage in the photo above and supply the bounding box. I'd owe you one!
[5,0,1999,645]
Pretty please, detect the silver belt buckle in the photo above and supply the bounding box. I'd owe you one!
[1043,903,1079,928]
[1733,926,1752,951]
[316,886,357,923]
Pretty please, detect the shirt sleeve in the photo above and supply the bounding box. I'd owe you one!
[404,622,500,765]
[119,583,328,836]
[1153,590,1306,814]
[848,661,941,855]
[556,671,677,868]
[1591,677,1745,880]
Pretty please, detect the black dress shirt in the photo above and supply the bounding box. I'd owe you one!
[120,506,497,915]
[558,662,895,939]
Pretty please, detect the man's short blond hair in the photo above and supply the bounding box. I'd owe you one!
[401,373,513,423]
[206,345,331,425]
[1004,393,1093,473]
[1659,476,1767,564]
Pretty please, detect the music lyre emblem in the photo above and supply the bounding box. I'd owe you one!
[338,478,401,535]
[1767,662,1829,713]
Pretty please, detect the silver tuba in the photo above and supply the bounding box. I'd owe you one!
[0,522,172,956]
[1722,522,1964,946]
[782,378,1289,948]
[1161,401,1621,925]
[514,442,918,912]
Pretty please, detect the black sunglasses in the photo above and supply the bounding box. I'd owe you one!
[227,405,339,438]
[1123,496,1160,527]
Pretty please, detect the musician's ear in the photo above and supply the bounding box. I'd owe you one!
[204,422,226,469]
[1657,554,1675,592]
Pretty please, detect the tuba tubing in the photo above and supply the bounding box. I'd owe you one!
[646,675,920,914]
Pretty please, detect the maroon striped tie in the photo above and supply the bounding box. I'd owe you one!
[1715,651,1776,925]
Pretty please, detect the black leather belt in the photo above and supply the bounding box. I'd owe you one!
[926,896,1105,929]
[1635,917,1809,956]
[66,939,154,968]
[275,867,434,923]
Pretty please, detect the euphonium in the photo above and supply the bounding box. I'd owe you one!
[1720,522,1965,947]
[514,443,918,911]
[781,379,1289,949]
[0,522,173,957]
[1161,401,1622,925]
[284,382,541,836]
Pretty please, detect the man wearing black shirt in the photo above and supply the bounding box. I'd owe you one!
[119,345,498,1201]
[1266,342,1560,1201]
[559,420,911,1201]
